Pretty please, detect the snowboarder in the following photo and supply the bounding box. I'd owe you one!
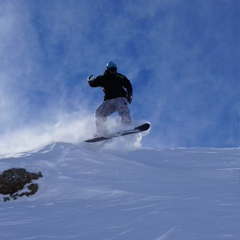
[87,61,133,137]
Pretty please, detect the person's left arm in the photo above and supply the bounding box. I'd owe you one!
[122,76,133,103]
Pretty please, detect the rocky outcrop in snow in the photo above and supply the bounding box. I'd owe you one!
[0,168,42,202]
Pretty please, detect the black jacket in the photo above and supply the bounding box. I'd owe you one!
[88,71,132,101]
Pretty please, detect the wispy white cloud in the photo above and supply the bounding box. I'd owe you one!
[0,0,239,151]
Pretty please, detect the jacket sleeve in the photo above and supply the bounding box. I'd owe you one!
[122,76,133,94]
[88,75,104,88]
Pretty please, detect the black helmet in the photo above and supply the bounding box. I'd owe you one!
[106,61,117,74]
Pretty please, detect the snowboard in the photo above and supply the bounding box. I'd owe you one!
[84,123,150,143]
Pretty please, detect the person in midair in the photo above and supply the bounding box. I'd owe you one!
[87,61,133,136]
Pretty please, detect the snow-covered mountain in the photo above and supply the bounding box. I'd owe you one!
[0,137,239,240]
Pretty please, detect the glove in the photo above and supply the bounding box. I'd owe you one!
[126,92,132,104]
[87,75,94,81]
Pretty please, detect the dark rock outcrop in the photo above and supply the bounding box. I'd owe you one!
[0,168,43,202]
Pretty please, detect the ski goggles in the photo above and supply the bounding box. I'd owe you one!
[108,67,117,73]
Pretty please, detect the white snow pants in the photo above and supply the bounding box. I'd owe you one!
[95,97,132,134]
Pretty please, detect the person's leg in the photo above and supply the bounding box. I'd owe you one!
[115,97,132,127]
[95,99,115,135]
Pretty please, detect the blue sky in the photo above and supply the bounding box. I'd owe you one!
[0,0,239,148]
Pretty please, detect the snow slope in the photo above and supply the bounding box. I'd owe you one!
[0,140,239,240]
